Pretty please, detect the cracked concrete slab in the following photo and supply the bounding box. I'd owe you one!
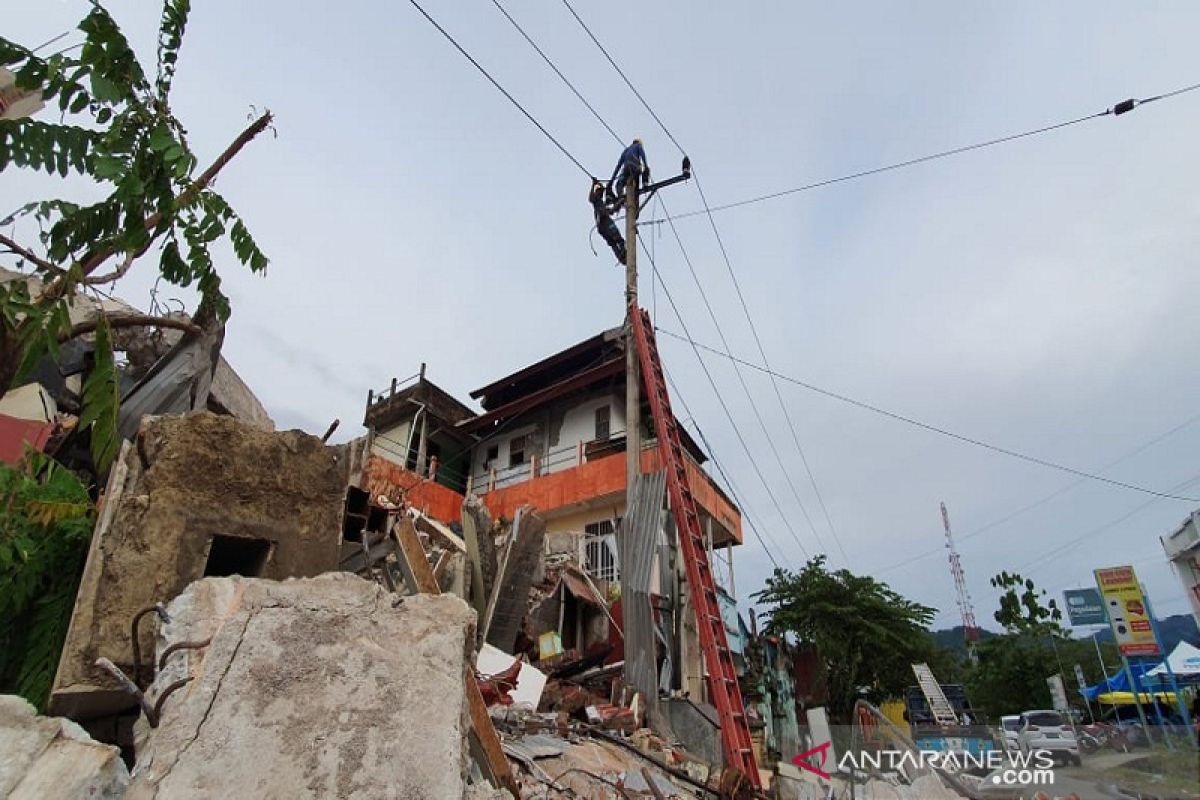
[129,573,477,800]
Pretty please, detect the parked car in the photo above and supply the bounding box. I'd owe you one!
[1017,710,1081,766]
[999,715,1022,751]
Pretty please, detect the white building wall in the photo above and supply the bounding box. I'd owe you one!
[371,419,413,467]
[1163,512,1200,628]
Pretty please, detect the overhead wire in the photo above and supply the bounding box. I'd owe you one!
[657,197,829,559]
[560,0,847,562]
[642,81,1200,223]
[665,367,788,571]
[654,327,1200,504]
[488,0,624,146]
[484,0,796,571]
[639,231,810,561]
[876,410,1200,576]
[406,0,593,178]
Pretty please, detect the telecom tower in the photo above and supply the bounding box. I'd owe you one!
[941,502,980,649]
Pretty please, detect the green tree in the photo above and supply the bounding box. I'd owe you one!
[965,571,1070,719]
[0,451,94,709]
[754,556,937,720]
[0,1,271,471]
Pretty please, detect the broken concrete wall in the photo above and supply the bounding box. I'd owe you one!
[51,412,348,720]
[129,574,476,800]
[0,695,129,799]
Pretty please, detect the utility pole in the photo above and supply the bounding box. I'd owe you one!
[624,172,640,503]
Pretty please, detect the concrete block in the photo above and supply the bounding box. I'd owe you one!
[129,573,477,800]
[0,694,129,799]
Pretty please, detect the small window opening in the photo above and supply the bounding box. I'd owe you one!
[595,406,611,441]
[204,535,272,577]
[509,434,528,467]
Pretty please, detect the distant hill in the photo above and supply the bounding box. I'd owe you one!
[1088,613,1199,653]
[930,625,999,654]
[929,614,1200,655]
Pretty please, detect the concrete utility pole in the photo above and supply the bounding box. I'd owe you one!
[624,171,640,503]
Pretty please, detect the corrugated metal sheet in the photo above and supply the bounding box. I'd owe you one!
[619,469,666,701]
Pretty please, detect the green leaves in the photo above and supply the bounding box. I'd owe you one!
[156,0,191,102]
[77,314,120,473]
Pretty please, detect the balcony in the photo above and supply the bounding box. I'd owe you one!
[473,438,743,546]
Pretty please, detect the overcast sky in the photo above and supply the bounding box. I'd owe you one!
[8,2,1200,631]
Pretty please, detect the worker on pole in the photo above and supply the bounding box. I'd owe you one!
[610,137,649,202]
[589,180,627,264]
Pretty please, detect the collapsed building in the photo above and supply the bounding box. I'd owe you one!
[2,298,984,797]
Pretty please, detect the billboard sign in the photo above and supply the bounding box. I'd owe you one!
[1072,663,1087,691]
[1094,565,1160,657]
[1062,588,1107,626]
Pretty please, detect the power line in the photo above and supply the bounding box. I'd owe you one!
[489,0,624,145]
[654,326,1200,503]
[877,411,1200,576]
[665,367,789,571]
[406,0,593,178]
[559,0,686,156]
[639,232,811,562]
[688,172,852,566]
[557,1,848,562]
[1016,470,1200,576]
[643,81,1200,223]
[657,198,829,559]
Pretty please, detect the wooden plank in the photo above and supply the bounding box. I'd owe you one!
[391,517,439,594]
[465,663,521,798]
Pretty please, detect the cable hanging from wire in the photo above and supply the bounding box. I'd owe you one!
[407,0,593,178]
[654,327,1200,503]
[643,80,1200,223]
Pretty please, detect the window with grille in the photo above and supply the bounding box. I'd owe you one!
[584,519,620,582]
[594,405,611,441]
[508,434,528,467]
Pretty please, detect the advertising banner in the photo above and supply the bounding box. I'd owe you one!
[1094,566,1160,657]
[1062,588,1107,626]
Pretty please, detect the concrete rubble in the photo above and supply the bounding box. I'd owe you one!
[0,694,129,799]
[130,574,478,800]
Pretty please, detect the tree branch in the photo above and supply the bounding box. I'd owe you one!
[63,313,200,343]
[81,252,136,285]
[38,110,275,302]
[0,233,61,275]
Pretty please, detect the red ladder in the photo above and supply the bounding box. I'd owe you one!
[629,306,761,787]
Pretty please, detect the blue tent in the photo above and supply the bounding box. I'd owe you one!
[1078,661,1157,701]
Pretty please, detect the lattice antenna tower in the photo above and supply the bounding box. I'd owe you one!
[942,502,980,644]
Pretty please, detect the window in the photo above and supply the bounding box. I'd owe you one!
[204,535,272,577]
[594,405,611,441]
[584,519,621,582]
[484,445,498,469]
[508,434,528,467]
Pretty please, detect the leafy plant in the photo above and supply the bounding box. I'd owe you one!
[0,1,272,472]
[0,450,95,709]
[754,555,938,720]
[991,571,1064,636]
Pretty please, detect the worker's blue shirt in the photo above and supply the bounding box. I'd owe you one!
[611,142,647,182]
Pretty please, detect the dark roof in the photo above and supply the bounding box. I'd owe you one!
[470,326,624,411]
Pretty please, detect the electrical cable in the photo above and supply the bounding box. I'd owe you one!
[654,326,1200,503]
[643,81,1200,223]
[665,366,789,571]
[406,0,593,178]
[489,0,624,146]
[657,197,828,559]
[876,411,1200,576]
[556,2,847,562]
[686,175,853,566]
[639,231,811,560]
[559,0,685,156]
